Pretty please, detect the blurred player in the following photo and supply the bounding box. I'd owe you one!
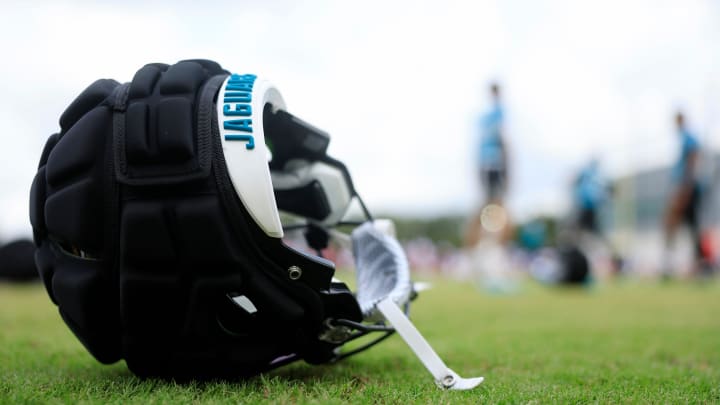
[572,158,623,274]
[464,83,511,247]
[663,111,708,277]
[479,83,508,207]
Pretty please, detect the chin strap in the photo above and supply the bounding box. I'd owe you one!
[349,220,484,390]
[285,214,484,390]
[376,297,484,390]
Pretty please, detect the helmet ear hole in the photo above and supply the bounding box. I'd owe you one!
[54,239,97,260]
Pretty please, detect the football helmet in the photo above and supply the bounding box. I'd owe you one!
[30,59,481,389]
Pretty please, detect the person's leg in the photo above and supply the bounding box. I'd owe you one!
[684,185,705,274]
[464,169,492,248]
[493,169,513,243]
[663,200,680,279]
[587,208,624,274]
[578,208,595,233]
[577,207,622,275]
[480,169,490,201]
[464,204,485,248]
[486,169,501,205]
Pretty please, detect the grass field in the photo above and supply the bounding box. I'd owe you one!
[1,278,719,404]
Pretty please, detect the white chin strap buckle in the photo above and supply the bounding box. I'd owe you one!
[376,298,484,390]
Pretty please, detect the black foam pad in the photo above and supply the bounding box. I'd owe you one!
[0,239,38,281]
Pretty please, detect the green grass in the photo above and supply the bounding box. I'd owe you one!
[1,278,719,404]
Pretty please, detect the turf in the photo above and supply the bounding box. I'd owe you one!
[1,278,719,404]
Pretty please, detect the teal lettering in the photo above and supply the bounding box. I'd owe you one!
[223,104,251,117]
[225,134,255,149]
[224,91,251,103]
[224,119,253,133]
[227,82,254,91]
[221,74,258,150]
[233,73,256,80]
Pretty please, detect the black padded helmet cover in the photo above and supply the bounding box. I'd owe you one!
[30,60,363,377]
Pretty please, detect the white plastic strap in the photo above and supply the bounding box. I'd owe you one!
[376,297,484,390]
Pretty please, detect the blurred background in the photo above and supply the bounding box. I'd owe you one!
[1,0,718,283]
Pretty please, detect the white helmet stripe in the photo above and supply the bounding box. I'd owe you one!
[217,73,284,238]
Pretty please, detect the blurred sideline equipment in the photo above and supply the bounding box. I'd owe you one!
[29,60,481,389]
[525,217,591,285]
[0,239,38,281]
[529,244,590,286]
[557,245,590,284]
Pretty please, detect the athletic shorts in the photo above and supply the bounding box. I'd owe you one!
[481,168,506,200]
[578,208,598,233]
[682,184,700,228]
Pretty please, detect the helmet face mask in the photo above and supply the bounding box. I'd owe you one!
[30,60,482,390]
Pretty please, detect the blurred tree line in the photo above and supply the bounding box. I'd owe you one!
[383,215,465,247]
[384,214,559,249]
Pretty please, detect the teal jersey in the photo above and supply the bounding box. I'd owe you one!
[478,103,505,171]
[574,162,604,210]
[673,129,699,183]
